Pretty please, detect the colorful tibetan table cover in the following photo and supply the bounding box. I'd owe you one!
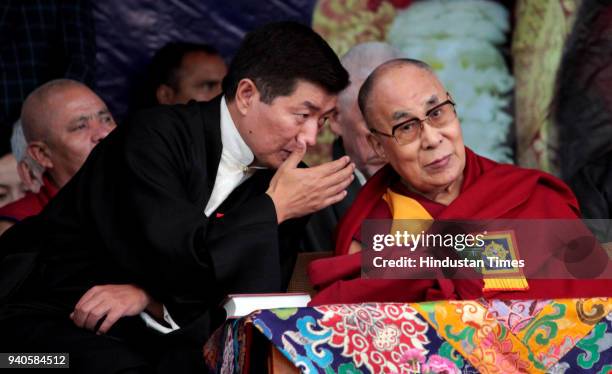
[204,298,611,373]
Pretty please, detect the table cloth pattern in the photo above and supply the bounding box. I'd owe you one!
[204,298,611,373]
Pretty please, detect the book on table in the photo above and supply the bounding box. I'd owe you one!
[222,292,311,319]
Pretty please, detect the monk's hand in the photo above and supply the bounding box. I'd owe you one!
[266,140,355,223]
[70,284,156,334]
[348,240,363,254]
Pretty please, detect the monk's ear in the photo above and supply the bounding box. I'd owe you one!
[368,133,388,161]
[156,84,176,105]
[27,141,53,170]
[234,78,258,116]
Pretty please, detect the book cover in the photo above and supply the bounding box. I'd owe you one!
[222,292,311,319]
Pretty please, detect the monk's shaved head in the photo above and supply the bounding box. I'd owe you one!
[18,79,115,189]
[357,59,433,127]
[20,79,89,142]
[338,42,401,111]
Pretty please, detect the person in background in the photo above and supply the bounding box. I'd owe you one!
[139,42,228,108]
[302,42,401,252]
[0,153,24,208]
[0,79,116,235]
[330,42,401,183]
[10,120,45,194]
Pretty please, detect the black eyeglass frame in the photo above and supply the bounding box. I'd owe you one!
[370,94,457,144]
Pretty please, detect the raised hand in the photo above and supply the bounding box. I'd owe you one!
[266,141,355,223]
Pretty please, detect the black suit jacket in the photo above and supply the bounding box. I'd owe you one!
[0,97,303,344]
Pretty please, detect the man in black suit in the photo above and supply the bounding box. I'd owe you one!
[0,22,351,373]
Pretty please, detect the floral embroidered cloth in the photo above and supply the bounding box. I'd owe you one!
[204,298,611,373]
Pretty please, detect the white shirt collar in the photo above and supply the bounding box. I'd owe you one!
[203,97,256,216]
[219,96,254,169]
[354,168,367,186]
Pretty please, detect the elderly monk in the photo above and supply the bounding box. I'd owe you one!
[309,59,611,304]
[0,80,116,235]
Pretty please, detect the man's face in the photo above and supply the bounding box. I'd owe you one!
[0,154,25,207]
[240,80,337,168]
[43,86,116,187]
[368,65,465,193]
[171,51,227,104]
[333,85,385,178]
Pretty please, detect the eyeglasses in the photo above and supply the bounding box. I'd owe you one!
[370,97,457,145]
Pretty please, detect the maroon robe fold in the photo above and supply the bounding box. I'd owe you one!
[0,175,58,222]
[308,148,611,305]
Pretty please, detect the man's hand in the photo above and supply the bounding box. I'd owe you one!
[70,284,158,334]
[266,141,355,223]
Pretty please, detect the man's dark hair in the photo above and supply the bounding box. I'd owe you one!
[358,58,432,126]
[222,22,349,103]
[149,42,220,91]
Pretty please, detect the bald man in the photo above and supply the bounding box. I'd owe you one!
[0,79,116,235]
[331,42,401,182]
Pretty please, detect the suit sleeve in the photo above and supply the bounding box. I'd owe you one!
[93,108,285,325]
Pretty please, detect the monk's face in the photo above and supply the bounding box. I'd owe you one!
[367,65,465,194]
[39,86,116,187]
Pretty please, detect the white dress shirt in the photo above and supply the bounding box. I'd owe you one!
[204,96,255,216]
